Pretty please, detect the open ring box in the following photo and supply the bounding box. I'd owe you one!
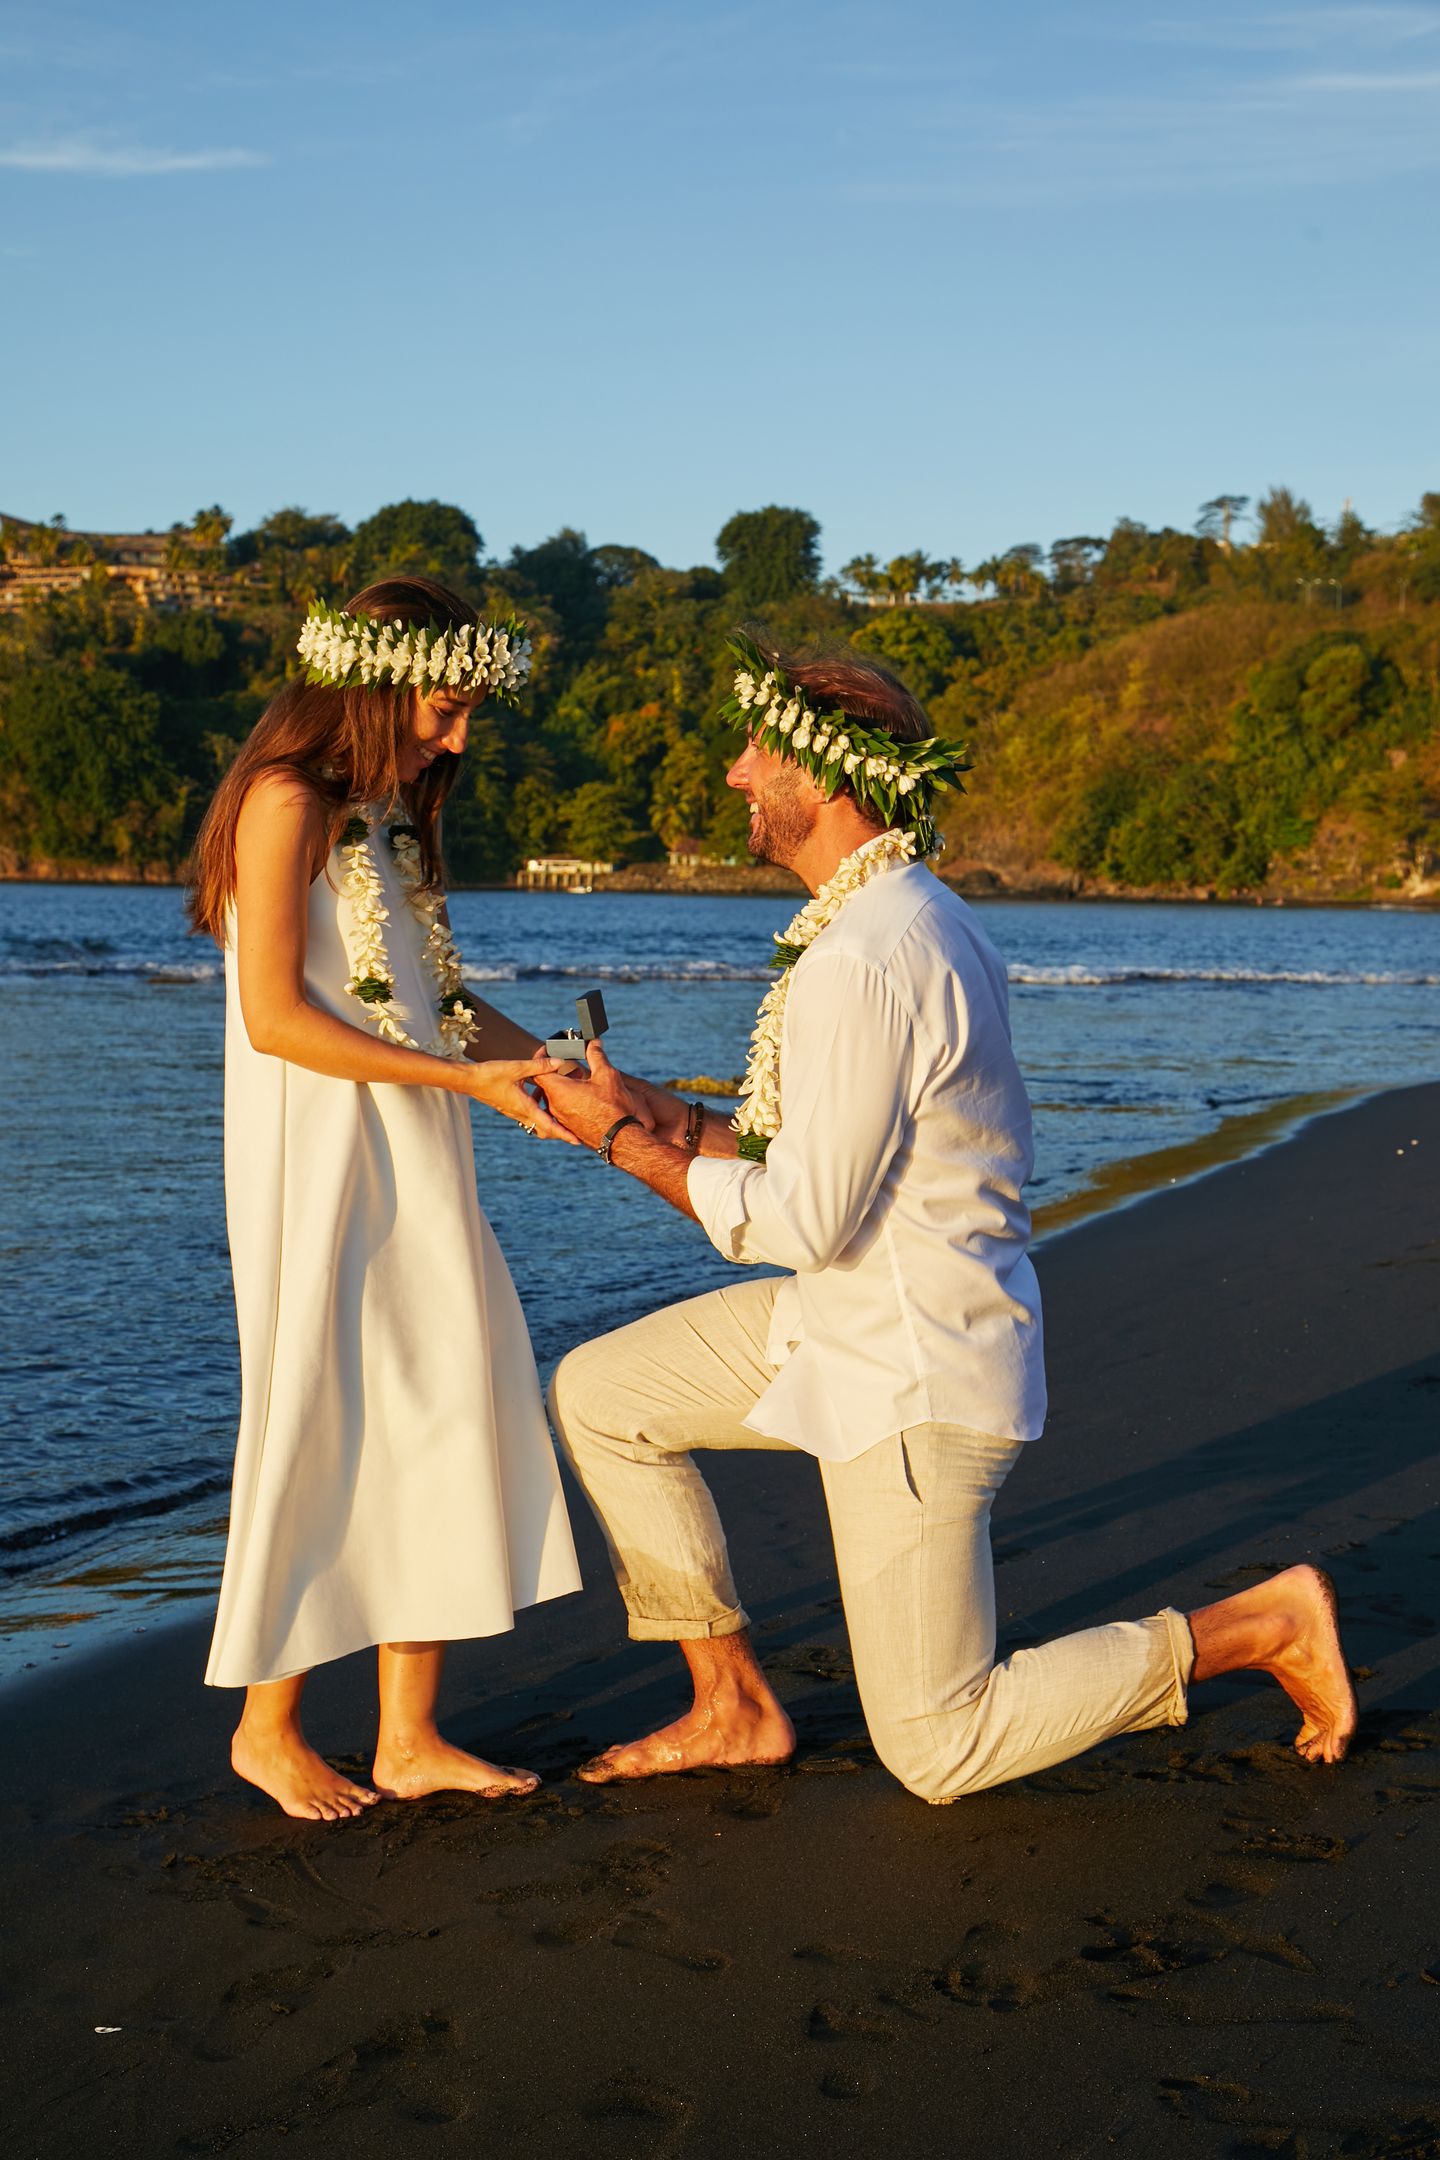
[543,989,609,1067]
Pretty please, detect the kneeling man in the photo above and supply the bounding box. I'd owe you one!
[540,633,1354,1801]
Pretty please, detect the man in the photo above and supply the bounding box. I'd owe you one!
[538,634,1354,1801]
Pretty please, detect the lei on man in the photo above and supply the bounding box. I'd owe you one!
[719,633,972,1160]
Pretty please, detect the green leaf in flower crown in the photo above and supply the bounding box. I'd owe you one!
[737,1131,771,1162]
[341,816,369,844]
[352,975,394,1004]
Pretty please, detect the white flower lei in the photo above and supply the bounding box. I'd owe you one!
[732,828,917,1160]
[297,602,532,703]
[337,815,478,1060]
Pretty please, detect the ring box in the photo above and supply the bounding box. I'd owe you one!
[544,989,609,1065]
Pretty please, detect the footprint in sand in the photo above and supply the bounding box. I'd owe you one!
[1227,1823,1351,1864]
[807,1999,898,2043]
[189,1954,340,2063]
[579,2072,694,2159]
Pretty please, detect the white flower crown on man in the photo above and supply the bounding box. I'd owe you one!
[296,601,533,703]
[719,630,971,862]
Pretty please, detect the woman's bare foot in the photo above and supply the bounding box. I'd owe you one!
[577,1631,796,1784]
[231,1723,380,1821]
[1189,1563,1357,1764]
[372,1730,539,1800]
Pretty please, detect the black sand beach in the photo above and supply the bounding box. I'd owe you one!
[2,1084,1437,2159]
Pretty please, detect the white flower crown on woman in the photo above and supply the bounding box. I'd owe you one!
[296,601,533,703]
[720,631,971,858]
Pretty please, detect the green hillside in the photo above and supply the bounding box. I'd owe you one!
[1,492,1436,899]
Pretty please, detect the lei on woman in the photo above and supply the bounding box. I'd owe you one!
[719,634,972,1162]
[337,816,478,1060]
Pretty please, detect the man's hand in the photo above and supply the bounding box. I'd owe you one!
[535,1040,651,1148]
[536,1041,701,1220]
[609,1067,688,1143]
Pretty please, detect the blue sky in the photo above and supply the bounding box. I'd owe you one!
[2,1,1437,573]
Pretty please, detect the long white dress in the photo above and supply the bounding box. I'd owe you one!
[206,817,581,1688]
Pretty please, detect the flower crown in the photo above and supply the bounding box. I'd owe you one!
[719,633,970,857]
[296,601,533,703]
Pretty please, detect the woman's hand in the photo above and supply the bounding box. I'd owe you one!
[461,1058,579,1143]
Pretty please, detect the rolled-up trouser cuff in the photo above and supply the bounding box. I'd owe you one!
[1158,1605,1196,1725]
[624,1604,751,1643]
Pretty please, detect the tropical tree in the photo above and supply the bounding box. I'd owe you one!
[563,780,644,862]
[715,506,821,607]
[233,508,352,605]
[1196,495,1250,551]
[348,499,484,594]
[650,735,712,851]
[0,661,183,863]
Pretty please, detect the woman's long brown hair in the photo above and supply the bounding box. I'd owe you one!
[187,576,479,943]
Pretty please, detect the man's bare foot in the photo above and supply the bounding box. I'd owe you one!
[1189,1563,1357,1764]
[577,1631,796,1784]
[231,1724,380,1821]
[372,1731,539,1800]
[577,1690,797,1783]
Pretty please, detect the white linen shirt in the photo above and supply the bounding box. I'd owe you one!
[686,857,1046,1461]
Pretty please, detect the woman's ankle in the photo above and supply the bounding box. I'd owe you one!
[375,1720,442,1758]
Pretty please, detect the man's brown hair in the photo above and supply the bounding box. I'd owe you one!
[743,626,930,746]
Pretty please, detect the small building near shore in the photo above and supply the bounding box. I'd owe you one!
[516,855,614,891]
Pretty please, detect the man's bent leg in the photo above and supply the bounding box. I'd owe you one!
[548,1278,798,1778]
[548,1278,790,1639]
[822,1425,1193,1805]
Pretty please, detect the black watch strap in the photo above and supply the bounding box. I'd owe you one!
[597,1114,643,1164]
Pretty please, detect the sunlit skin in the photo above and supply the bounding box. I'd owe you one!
[540,733,1358,1787]
[398,687,474,784]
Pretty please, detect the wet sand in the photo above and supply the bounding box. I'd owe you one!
[2,1084,1437,2158]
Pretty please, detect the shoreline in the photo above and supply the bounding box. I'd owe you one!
[3,1081,1437,2157]
[3,868,1436,909]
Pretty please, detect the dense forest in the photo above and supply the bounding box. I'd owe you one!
[1,489,1437,899]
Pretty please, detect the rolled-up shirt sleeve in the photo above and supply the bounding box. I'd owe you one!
[687,949,915,1273]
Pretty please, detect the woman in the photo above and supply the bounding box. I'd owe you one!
[188,575,583,1820]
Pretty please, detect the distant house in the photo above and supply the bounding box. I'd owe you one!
[667,836,705,869]
[516,855,614,891]
[0,512,234,613]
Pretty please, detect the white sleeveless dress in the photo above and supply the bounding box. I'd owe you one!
[206,818,581,1688]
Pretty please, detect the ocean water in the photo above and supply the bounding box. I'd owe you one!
[1,882,1436,1680]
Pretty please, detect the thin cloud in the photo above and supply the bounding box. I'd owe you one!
[0,138,267,175]
[1293,66,1440,84]
[1138,7,1440,50]
[837,70,1440,207]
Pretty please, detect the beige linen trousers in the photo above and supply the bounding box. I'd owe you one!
[549,1276,1193,1804]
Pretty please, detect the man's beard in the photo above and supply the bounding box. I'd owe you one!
[747,770,814,866]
